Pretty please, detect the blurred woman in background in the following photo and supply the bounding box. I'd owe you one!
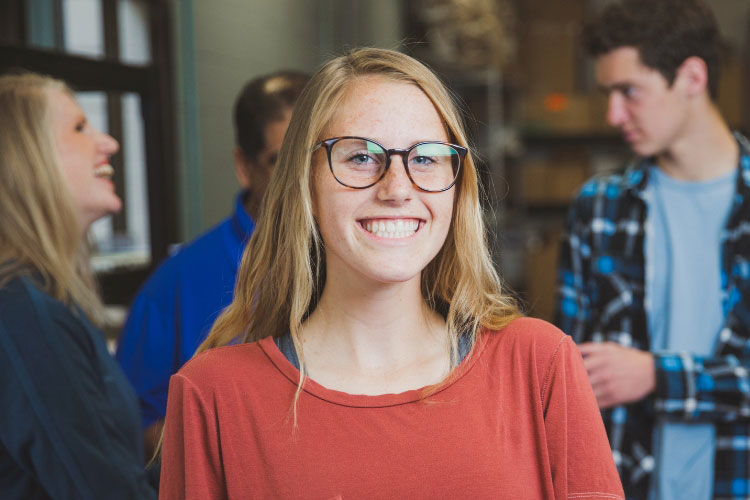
[0,72,156,499]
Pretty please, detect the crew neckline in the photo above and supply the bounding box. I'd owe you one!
[257,331,489,408]
[649,164,736,192]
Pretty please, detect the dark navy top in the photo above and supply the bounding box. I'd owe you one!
[274,330,474,370]
[116,192,255,428]
[0,275,156,499]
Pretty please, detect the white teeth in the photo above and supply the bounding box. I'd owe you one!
[363,219,419,239]
[94,164,114,178]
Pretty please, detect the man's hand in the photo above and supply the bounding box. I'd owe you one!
[578,342,656,409]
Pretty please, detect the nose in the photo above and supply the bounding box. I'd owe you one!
[96,128,120,156]
[376,155,413,203]
[606,93,628,128]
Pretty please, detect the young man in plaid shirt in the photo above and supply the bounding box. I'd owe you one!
[555,0,750,498]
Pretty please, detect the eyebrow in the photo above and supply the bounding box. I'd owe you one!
[597,82,634,94]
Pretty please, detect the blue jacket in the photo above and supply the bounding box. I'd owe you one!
[116,192,255,428]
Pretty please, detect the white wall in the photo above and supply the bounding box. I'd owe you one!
[175,0,404,236]
[192,0,321,229]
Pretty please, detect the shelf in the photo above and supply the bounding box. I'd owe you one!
[520,130,625,147]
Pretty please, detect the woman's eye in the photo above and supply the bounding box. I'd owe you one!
[347,153,375,165]
[75,121,86,132]
[412,156,434,165]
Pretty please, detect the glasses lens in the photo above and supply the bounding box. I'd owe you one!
[407,143,460,191]
[329,138,387,188]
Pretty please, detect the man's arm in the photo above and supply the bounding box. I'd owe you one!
[579,341,750,422]
[116,285,177,437]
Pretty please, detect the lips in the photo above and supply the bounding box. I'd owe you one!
[360,218,421,239]
[622,129,639,142]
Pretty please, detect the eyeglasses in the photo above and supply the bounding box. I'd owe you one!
[313,136,466,192]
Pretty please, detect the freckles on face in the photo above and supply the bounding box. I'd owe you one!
[311,76,457,285]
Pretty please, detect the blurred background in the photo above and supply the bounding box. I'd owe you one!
[1,0,748,325]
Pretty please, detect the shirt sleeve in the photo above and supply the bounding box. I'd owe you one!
[555,194,593,343]
[542,336,625,500]
[159,372,226,500]
[652,351,750,422]
[116,282,178,429]
[0,295,156,500]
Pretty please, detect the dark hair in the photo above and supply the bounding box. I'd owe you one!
[584,0,721,99]
[233,70,310,159]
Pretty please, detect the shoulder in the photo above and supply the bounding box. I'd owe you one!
[564,162,647,239]
[482,317,575,376]
[173,340,273,391]
[487,316,567,351]
[0,276,80,331]
[0,274,40,313]
[172,217,235,263]
[134,216,234,299]
[571,161,646,208]
[0,276,97,363]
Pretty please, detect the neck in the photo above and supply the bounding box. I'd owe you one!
[243,191,261,221]
[656,103,738,181]
[300,271,448,392]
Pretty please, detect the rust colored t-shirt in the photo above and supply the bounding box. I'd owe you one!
[160,317,624,499]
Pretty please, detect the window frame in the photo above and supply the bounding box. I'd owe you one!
[0,0,178,306]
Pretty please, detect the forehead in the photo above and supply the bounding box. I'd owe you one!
[595,46,666,87]
[325,75,448,145]
[46,88,83,124]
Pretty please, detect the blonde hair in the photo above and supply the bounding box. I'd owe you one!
[199,46,519,374]
[0,72,104,323]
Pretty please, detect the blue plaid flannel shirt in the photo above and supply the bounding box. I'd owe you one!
[555,132,750,499]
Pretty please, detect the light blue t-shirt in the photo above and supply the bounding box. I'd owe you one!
[645,166,736,500]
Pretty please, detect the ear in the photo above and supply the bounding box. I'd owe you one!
[675,56,709,98]
[233,146,253,189]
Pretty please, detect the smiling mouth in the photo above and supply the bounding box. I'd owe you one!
[361,218,421,239]
[94,164,114,178]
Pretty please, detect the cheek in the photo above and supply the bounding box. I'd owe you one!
[438,191,456,223]
[56,140,86,180]
[57,152,80,189]
[311,168,323,218]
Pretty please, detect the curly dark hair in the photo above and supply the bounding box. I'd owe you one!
[584,0,721,99]
[234,71,310,159]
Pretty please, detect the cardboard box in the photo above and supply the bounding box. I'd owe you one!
[522,92,611,134]
[519,0,585,94]
[524,229,562,322]
[718,56,743,128]
[522,93,592,133]
[520,156,589,204]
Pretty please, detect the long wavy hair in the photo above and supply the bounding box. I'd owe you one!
[0,72,103,323]
[198,47,519,375]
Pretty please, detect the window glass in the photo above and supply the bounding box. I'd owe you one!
[121,92,151,260]
[62,0,105,58]
[25,0,57,49]
[118,0,152,65]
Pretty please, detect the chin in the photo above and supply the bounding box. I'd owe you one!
[93,202,123,222]
[630,142,658,158]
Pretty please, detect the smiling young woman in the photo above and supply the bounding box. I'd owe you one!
[158,48,624,500]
